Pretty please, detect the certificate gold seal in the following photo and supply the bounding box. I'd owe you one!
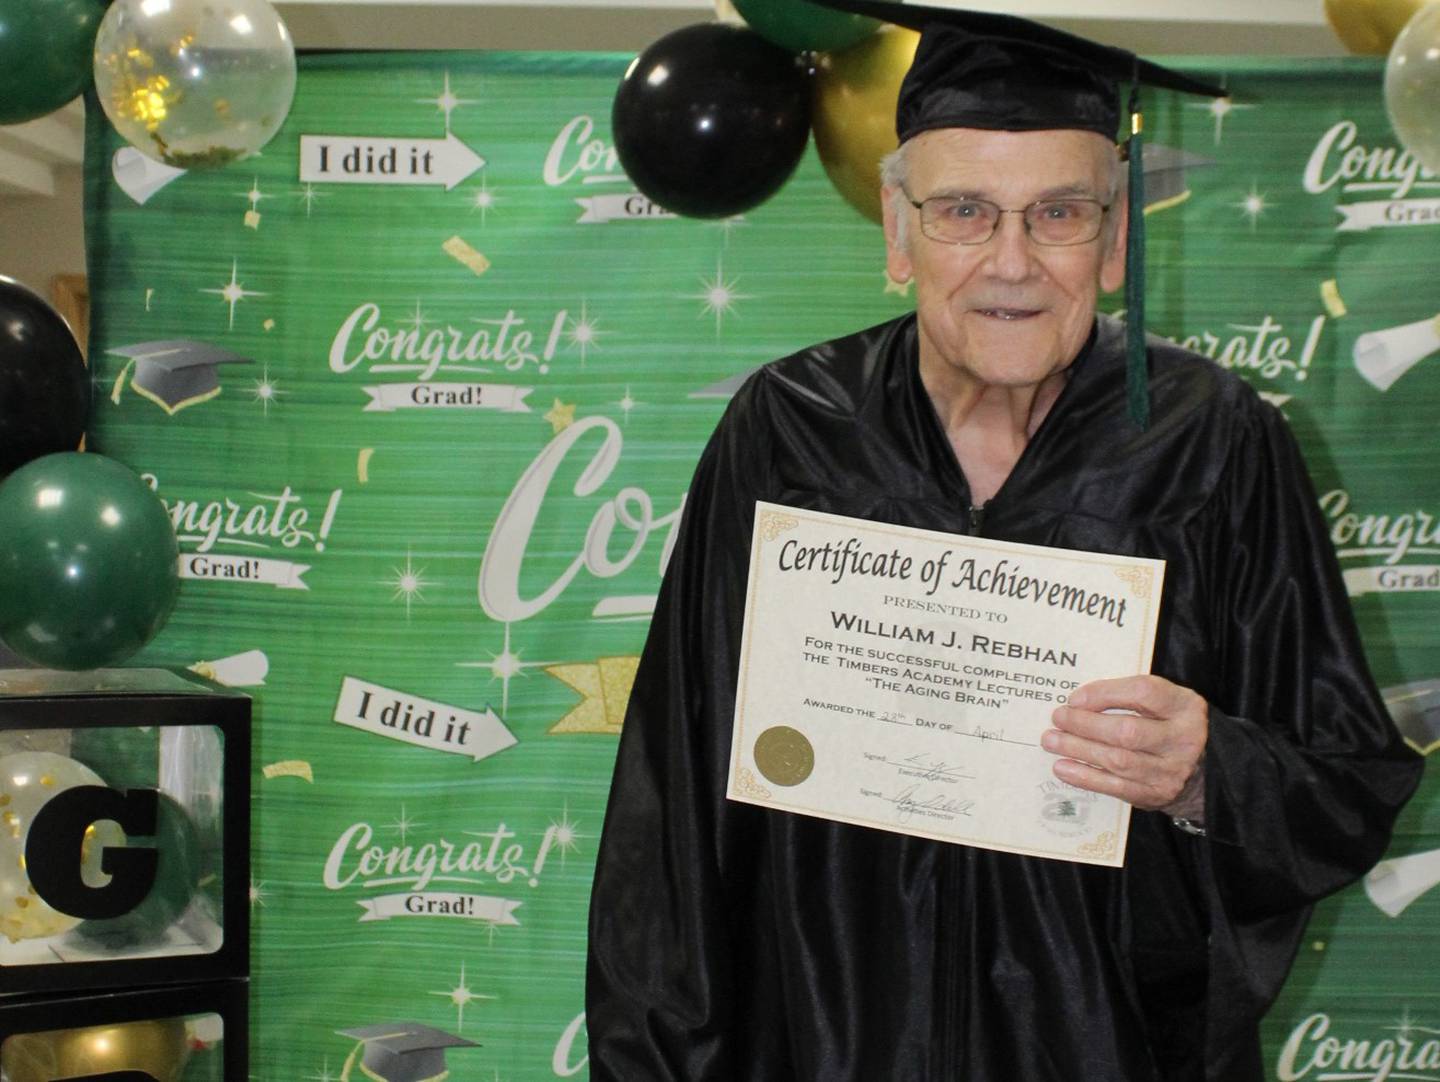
[753,726,814,787]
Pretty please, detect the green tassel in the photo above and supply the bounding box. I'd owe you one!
[1125,84,1149,430]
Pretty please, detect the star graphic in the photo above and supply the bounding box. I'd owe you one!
[249,878,267,908]
[457,623,552,718]
[428,961,497,1032]
[685,259,753,335]
[1187,94,1256,145]
[470,174,498,224]
[883,271,913,296]
[1234,183,1270,232]
[1391,1007,1416,1040]
[386,803,424,846]
[250,364,286,416]
[566,301,602,366]
[1382,1007,1440,1040]
[708,214,747,245]
[296,183,328,217]
[400,299,431,337]
[304,1060,339,1082]
[541,803,587,871]
[418,71,479,134]
[200,259,266,330]
[239,177,267,211]
[617,385,639,425]
[544,398,576,433]
[383,548,431,620]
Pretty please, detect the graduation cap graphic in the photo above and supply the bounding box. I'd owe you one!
[107,340,253,415]
[337,1021,479,1082]
[1140,144,1215,215]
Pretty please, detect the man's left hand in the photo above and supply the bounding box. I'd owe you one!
[1042,675,1208,816]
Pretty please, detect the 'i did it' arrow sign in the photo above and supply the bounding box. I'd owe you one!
[299,133,486,190]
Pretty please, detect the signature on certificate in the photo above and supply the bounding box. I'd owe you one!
[896,753,972,783]
[889,783,976,824]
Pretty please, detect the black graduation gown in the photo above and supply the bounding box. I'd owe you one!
[585,313,1422,1082]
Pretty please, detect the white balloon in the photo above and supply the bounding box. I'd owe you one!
[93,0,297,170]
[1385,3,1440,173]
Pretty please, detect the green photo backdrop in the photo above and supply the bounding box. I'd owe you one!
[82,51,1439,1079]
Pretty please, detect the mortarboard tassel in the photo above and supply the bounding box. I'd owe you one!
[1125,80,1149,430]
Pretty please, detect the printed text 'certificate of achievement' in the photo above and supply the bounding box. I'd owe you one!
[727,503,1167,867]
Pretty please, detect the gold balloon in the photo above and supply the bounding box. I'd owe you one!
[1324,0,1431,55]
[812,25,921,224]
[1,1018,190,1082]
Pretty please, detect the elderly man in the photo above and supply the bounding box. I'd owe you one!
[587,7,1422,1080]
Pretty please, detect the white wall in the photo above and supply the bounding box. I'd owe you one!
[0,165,87,302]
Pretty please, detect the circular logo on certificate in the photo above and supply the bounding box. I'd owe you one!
[1038,781,1096,838]
[753,726,814,787]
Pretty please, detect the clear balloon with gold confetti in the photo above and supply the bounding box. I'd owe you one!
[1386,3,1440,173]
[92,0,297,170]
[0,751,123,944]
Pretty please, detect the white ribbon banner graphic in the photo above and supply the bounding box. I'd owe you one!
[1335,197,1440,232]
[356,891,522,924]
[179,554,311,590]
[361,382,533,413]
[1343,565,1440,596]
[574,193,676,223]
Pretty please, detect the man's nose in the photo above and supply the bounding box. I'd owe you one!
[983,212,1035,281]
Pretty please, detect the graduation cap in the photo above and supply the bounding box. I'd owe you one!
[807,0,1227,427]
[107,340,253,415]
[337,1021,479,1082]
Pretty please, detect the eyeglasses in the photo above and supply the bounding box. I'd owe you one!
[902,187,1111,247]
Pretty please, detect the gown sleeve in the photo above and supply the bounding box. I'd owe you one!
[1198,401,1421,911]
[1187,400,1423,1061]
[584,376,784,1081]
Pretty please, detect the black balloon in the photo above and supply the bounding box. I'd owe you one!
[613,23,813,219]
[0,276,88,477]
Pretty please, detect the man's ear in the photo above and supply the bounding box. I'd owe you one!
[881,187,914,284]
[1100,188,1129,295]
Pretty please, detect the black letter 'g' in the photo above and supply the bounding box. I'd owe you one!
[26,786,159,920]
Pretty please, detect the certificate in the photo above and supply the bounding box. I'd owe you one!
[726,503,1166,867]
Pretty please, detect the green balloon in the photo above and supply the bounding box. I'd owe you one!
[731,0,878,53]
[0,452,180,670]
[70,724,162,790]
[0,0,109,126]
[75,792,204,948]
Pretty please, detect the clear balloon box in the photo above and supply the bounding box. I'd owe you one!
[0,979,245,1081]
[0,669,249,997]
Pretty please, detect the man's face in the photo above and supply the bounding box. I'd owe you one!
[882,127,1126,392]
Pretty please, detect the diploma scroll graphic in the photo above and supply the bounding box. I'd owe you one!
[1384,679,1440,755]
[1353,315,1440,392]
[1366,847,1440,917]
[1362,681,1440,918]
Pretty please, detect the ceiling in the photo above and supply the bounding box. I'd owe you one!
[0,0,1352,200]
